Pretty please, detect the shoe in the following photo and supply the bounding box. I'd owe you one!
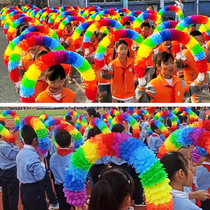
[48,203,59,210]
[0,186,2,192]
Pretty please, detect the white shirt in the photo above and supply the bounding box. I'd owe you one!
[164,78,173,86]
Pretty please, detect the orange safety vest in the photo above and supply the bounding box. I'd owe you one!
[19,53,35,72]
[109,57,135,100]
[147,74,189,103]
[36,87,76,103]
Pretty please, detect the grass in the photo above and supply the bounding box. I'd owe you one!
[0,108,109,120]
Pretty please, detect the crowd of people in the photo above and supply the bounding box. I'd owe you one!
[0,107,210,210]
[1,3,210,103]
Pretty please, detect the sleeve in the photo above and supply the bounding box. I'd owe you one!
[101,62,114,80]
[184,81,201,98]
[155,137,164,150]
[140,121,149,141]
[135,83,153,102]
[2,145,19,161]
[18,59,25,70]
[83,127,89,141]
[159,134,166,142]
[28,156,46,181]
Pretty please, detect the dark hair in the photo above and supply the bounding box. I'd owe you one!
[178,115,183,124]
[182,115,188,122]
[34,50,49,60]
[88,168,134,210]
[151,122,158,132]
[140,22,151,29]
[87,126,101,139]
[160,152,188,181]
[55,129,71,147]
[154,51,174,68]
[65,115,72,121]
[166,118,171,128]
[147,4,154,10]
[123,21,131,26]
[164,17,174,21]
[111,124,125,133]
[114,39,130,58]
[86,108,100,118]
[21,125,37,145]
[97,33,107,42]
[191,24,196,27]
[16,24,29,37]
[45,64,66,81]
[190,30,203,37]
[139,113,144,121]
[66,22,72,27]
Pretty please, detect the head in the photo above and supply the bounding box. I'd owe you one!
[178,115,183,124]
[65,22,73,33]
[189,24,196,33]
[45,64,66,93]
[28,45,40,55]
[97,33,107,43]
[65,115,74,125]
[16,23,29,37]
[111,124,125,133]
[21,125,38,147]
[146,5,154,11]
[88,168,134,210]
[177,146,191,162]
[87,126,101,139]
[160,152,193,188]
[44,15,49,23]
[190,30,204,46]
[123,21,131,29]
[154,51,174,79]
[55,129,71,148]
[164,41,172,49]
[84,108,100,123]
[140,22,151,38]
[166,118,171,128]
[151,122,161,135]
[115,40,129,60]
[182,115,188,123]
[90,32,97,43]
[34,50,49,60]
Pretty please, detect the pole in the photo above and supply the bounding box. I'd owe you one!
[196,0,199,15]
[123,0,128,9]
[160,0,164,8]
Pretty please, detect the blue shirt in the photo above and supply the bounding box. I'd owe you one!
[16,145,46,184]
[50,149,72,184]
[196,162,210,191]
[179,124,187,129]
[49,139,57,156]
[108,156,126,165]
[148,133,166,154]
[0,141,19,170]
[140,121,149,141]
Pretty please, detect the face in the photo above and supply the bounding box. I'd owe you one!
[184,164,194,187]
[116,43,128,58]
[194,35,204,46]
[164,41,172,49]
[147,6,153,11]
[189,25,196,33]
[124,24,131,29]
[65,24,72,33]
[84,111,92,123]
[178,148,191,162]
[157,58,175,79]
[141,26,150,38]
[90,33,96,43]
[28,46,39,55]
[46,77,65,93]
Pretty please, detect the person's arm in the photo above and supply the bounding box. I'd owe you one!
[101,63,114,80]
[155,137,164,151]
[140,114,154,141]
[189,190,210,201]
[135,82,153,102]
[2,145,19,161]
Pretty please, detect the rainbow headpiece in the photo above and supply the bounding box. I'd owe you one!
[128,10,142,17]
[116,8,131,15]
[53,123,83,149]
[119,15,136,25]
[88,118,111,134]
[39,9,59,23]
[39,114,53,123]
[44,119,66,129]
[94,29,143,68]
[22,4,36,12]
[0,110,20,132]
[109,109,120,116]
[64,111,80,120]
[191,146,208,162]
[172,107,198,123]
[20,116,49,155]
[135,29,208,79]
[60,5,74,11]
[101,113,113,125]
[82,6,101,18]
[148,119,170,138]
[95,9,121,21]
[8,35,64,84]
[75,115,87,135]
[110,113,140,138]
[19,50,97,103]
[63,132,173,209]
[134,109,149,118]
[154,20,178,32]
[7,16,41,41]
[29,8,40,18]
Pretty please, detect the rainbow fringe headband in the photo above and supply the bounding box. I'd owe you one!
[75,115,87,135]
[88,118,111,134]
[64,111,80,120]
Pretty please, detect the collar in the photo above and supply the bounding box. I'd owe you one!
[57,148,72,156]
[24,145,37,152]
[171,189,188,198]
[115,57,133,68]
[157,74,180,87]
[0,140,8,144]
[182,123,187,126]
[46,87,68,101]
[202,162,210,172]
[152,133,160,137]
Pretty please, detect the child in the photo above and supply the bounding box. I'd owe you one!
[160,152,202,210]
[0,125,19,210]
[88,168,134,210]
[60,22,73,43]
[196,154,210,210]
[102,40,135,103]
[50,129,73,210]
[179,115,188,129]
[16,125,47,210]
[36,64,76,103]
[136,51,200,102]
[140,22,151,39]
[147,122,166,154]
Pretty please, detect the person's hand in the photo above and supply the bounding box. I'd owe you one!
[148,114,154,122]
[138,77,146,88]
[190,190,210,201]
[101,64,108,74]
[39,155,44,162]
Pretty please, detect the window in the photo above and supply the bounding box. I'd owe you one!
[89,0,121,3]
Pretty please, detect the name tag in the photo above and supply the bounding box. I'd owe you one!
[129,68,132,72]
[177,91,180,96]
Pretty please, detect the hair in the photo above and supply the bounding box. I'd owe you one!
[21,125,37,145]
[16,24,29,36]
[154,51,174,68]
[88,168,134,210]
[160,152,188,181]
[178,115,183,124]
[55,129,71,147]
[166,118,171,128]
[177,146,189,153]
[191,24,196,27]
[86,108,100,118]
[182,115,188,122]
[34,50,49,60]
[164,16,174,21]
[65,115,72,121]
[139,113,144,121]
[97,33,107,42]
[65,22,72,27]
[140,22,151,29]
[123,21,131,26]
[147,4,154,10]
[87,126,101,139]
[45,64,66,81]
[111,124,125,133]
[150,122,158,132]
[114,39,130,58]
[190,30,203,37]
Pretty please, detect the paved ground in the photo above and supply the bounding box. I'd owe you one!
[0,26,86,103]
